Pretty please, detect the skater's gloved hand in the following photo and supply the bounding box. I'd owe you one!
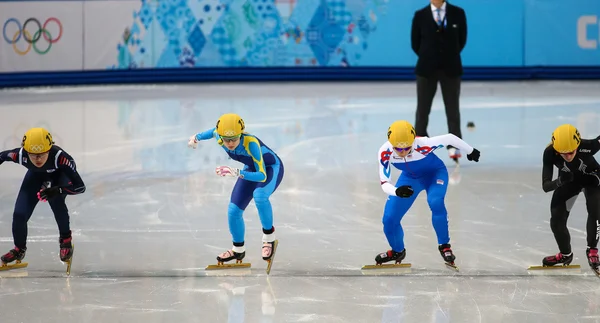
[37,186,63,202]
[187,135,198,149]
[467,148,480,162]
[215,165,240,178]
[581,174,600,187]
[395,185,414,198]
[558,171,574,186]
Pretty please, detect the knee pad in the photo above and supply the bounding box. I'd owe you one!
[550,208,567,230]
[12,212,28,224]
[382,214,398,228]
[228,203,243,219]
[427,196,446,213]
[253,192,270,207]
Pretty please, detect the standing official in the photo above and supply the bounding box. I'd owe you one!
[411,0,467,162]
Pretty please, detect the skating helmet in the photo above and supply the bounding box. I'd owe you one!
[552,124,581,153]
[216,113,245,138]
[21,127,54,154]
[387,120,416,148]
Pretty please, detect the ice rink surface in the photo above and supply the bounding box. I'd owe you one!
[0,81,599,322]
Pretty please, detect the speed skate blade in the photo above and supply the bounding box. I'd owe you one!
[527,264,581,270]
[445,262,459,272]
[361,263,412,270]
[0,262,28,271]
[65,243,74,276]
[265,240,278,275]
[205,263,251,270]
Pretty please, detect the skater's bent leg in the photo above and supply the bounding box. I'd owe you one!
[584,186,600,249]
[426,170,450,245]
[382,177,421,252]
[12,171,41,249]
[228,203,245,244]
[229,178,256,247]
[48,195,71,238]
[254,165,283,236]
[382,197,411,252]
[550,185,580,255]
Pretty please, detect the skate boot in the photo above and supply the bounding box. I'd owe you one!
[262,241,276,261]
[216,249,246,265]
[1,246,26,265]
[542,252,573,267]
[439,244,456,264]
[59,236,73,262]
[375,249,406,265]
[587,248,599,269]
[448,147,461,163]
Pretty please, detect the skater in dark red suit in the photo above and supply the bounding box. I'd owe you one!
[0,128,85,267]
[541,124,600,272]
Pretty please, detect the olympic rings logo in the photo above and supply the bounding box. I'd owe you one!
[2,17,63,55]
[28,144,45,153]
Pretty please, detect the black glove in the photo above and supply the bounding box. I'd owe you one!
[558,171,574,186]
[395,185,414,198]
[581,174,600,187]
[38,186,63,201]
[467,148,480,162]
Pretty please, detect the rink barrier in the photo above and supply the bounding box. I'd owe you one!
[2,66,600,88]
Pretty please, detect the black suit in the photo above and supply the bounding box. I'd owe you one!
[411,2,467,140]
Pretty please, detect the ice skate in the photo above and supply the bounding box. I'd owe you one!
[587,248,600,277]
[448,147,461,164]
[0,247,28,271]
[527,251,580,270]
[60,236,74,276]
[262,240,278,275]
[439,244,459,271]
[362,249,411,270]
[205,249,250,270]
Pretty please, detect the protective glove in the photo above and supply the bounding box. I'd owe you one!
[558,171,574,187]
[467,148,480,162]
[215,166,240,178]
[395,185,414,198]
[187,135,198,149]
[581,173,600,187]
[37,186,63,202]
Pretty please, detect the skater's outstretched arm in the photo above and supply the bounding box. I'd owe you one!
[239,136,267,182]
[195,127,217,141]
[188,128,217,149]
[0,148,21,166]
[378,142,397,196]
[541,145,567,193]
[420,134,474,154]
[55,151,86,195]
[591,135,600,155]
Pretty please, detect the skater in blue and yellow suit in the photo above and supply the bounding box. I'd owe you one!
[188,113,283,264]
[375,120,480,266]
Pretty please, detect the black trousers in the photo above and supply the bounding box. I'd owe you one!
[550,183,600,254]
[13,170,71,249]
[414,71,462,141]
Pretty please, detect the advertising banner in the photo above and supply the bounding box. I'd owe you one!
[524,0,600,66]
[82,0,141,70]
[0,1,84,72]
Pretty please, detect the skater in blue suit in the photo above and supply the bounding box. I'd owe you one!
[375,120,480,266]
[188,113,283,264]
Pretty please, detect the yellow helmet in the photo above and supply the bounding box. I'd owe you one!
[21,127,54,154]
[216,113,245,138]
[552,124,581,153]
[387,120,416,148]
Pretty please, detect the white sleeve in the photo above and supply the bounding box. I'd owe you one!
[421,134,474,154]
[378,142,397,196]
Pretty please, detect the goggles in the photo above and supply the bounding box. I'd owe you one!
[394,146,412,153]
